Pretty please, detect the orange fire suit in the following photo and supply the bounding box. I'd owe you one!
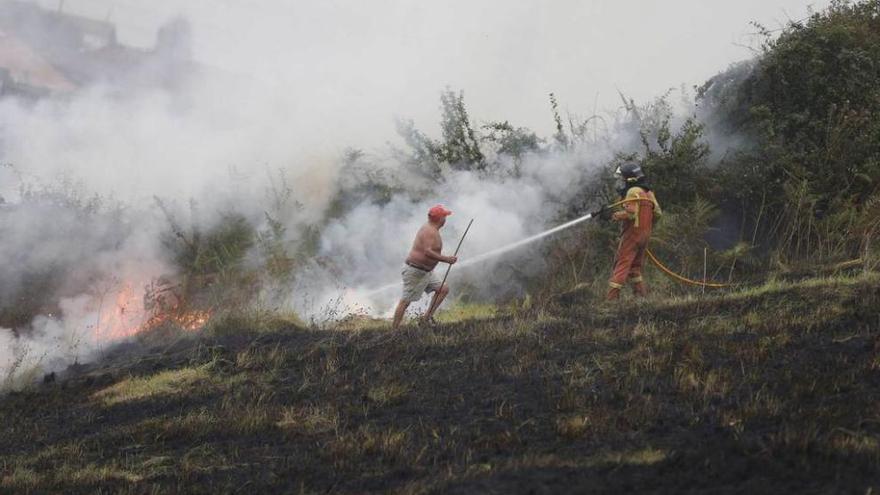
[609,186,661,293]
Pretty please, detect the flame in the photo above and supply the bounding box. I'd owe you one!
[147,309,212,332]
[92,280,213,342]
[94,282,147,341]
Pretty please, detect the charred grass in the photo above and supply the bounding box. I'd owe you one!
[2,275,880,493]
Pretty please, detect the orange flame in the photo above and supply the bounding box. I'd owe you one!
[94,283,146,341]
[93,281,213,341]
[173,310,212,331]
[145,309,212,332]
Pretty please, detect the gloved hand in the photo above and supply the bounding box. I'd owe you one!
[612,210,631,222]
[592,206,612,221]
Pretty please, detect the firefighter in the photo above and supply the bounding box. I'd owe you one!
[607,162,661,301]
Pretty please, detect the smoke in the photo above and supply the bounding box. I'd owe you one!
[0,3,350,386]
[0,0,784,388]
[309,149,616,316]
[0,275,155,390]
[0,64,625,387]
[0,43,657,388]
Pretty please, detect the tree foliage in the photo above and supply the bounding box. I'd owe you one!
[699,0,880,262]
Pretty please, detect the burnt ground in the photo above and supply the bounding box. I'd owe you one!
[1,275,880,494]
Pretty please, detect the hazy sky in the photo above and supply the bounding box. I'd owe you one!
[37,0,830,147]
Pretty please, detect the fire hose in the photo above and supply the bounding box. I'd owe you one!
[367,197,862,297]
[594,198,734,289]
[644,249,732,288]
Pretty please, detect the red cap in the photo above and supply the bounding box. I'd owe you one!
[428,204,453,218]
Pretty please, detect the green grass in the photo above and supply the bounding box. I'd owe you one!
[93,365,211,406]
[435,301,498,324]
[1,273,879,493]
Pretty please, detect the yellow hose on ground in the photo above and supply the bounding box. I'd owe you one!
[645,249,733,288]
[603,197,864,289]
[602,197,734,288]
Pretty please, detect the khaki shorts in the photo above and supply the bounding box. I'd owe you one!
[401,264,442,302]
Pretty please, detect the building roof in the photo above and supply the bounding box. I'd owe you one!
[0,3,200,97]
[0,29,76,93]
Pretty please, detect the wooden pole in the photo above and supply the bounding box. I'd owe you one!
[426,219,474,318]
[702,247,708,296]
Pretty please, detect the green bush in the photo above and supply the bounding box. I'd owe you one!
[701,0,880,263]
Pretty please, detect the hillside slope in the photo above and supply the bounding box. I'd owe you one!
[2,275,880,494]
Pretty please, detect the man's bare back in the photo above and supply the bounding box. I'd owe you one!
[406,223,446,271]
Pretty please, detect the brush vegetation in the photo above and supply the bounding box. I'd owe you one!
[3,1,880,493]
[2,274,879,493]
[4,0,880,330]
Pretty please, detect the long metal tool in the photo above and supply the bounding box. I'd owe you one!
[426,218,474,316]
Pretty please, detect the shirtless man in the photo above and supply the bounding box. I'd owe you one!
[392,204,457,329]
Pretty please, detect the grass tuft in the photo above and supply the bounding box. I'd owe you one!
[92,365,210,406]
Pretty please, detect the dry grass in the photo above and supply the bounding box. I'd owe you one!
[435,302,498,324]
[277,404,340,436]
[366,382,409,406]
[92,365,210,406]
[1,273,880,493]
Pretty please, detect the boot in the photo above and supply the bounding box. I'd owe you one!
[606,287,621,301]
[633,282,648,298]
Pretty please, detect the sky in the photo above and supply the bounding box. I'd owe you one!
[32,0,831,150]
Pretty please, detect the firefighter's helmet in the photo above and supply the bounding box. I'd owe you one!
[615,162,648,197]
[615,162,645,182]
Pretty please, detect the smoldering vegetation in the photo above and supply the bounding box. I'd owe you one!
[1,270,878,493]
[0,77,718,388]
[1,0,880,394]
[0,1,879,493]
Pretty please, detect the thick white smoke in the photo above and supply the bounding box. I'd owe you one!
[310,150,617,317]
[0,67,627,387]
[0,18,350,386]
[0,47,677,387]
[0,0,791,388]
